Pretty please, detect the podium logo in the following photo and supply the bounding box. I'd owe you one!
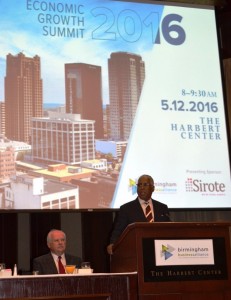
[161,244,174,260]
[185,178,226,193]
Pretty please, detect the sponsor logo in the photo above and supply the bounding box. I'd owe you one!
[161,244,175,260]
[129,178,177,195]
[128,178,137,195]
[155,240,214,266]
[185,178,226,194]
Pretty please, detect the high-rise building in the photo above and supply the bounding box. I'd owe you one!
[108,52,145,140]
[0,146,16,180]
[103,104,110,139]
[5,52,43,143]
[0,102,5,136]
[65,63,104,139]
[31,112,95,165]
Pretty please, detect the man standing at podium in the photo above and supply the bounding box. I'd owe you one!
[107,174,170,255]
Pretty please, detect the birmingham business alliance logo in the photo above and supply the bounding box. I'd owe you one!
[128,178,177,195]
[129,178,137,195]
[161,244,175,260]
[185,178,226,194]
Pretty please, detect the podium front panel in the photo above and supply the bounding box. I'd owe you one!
[142,237,227,282]
[110,222,231,299]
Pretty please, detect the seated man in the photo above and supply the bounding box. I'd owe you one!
[33,229,82,274]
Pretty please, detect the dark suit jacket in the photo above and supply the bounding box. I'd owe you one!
[33,252,82,275]
[110,197,170,244]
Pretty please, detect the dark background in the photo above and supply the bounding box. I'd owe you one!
[216,1,231,60]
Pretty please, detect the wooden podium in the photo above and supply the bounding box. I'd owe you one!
[110,222,231,300]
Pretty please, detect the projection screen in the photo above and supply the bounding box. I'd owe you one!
[0,0,230,210]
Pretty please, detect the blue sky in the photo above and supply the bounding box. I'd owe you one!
[0,0,164,104]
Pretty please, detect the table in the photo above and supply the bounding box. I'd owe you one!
[0,273,138,300]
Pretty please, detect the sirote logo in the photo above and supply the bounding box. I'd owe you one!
[185,178,226,193]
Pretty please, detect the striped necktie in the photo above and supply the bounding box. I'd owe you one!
[145,202,154,222]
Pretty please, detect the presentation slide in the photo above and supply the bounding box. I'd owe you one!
[0,0,230,210]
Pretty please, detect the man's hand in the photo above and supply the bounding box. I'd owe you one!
[107,243,114,255]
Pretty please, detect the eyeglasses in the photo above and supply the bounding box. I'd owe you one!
[136,183,153,187]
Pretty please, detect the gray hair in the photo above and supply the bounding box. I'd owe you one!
[47,229,66,243]
[137,174,154,185]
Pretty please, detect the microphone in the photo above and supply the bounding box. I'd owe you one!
[160,212,171,221]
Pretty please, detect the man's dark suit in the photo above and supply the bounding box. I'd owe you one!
[110,197,170,244]
[33,252,82,274]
